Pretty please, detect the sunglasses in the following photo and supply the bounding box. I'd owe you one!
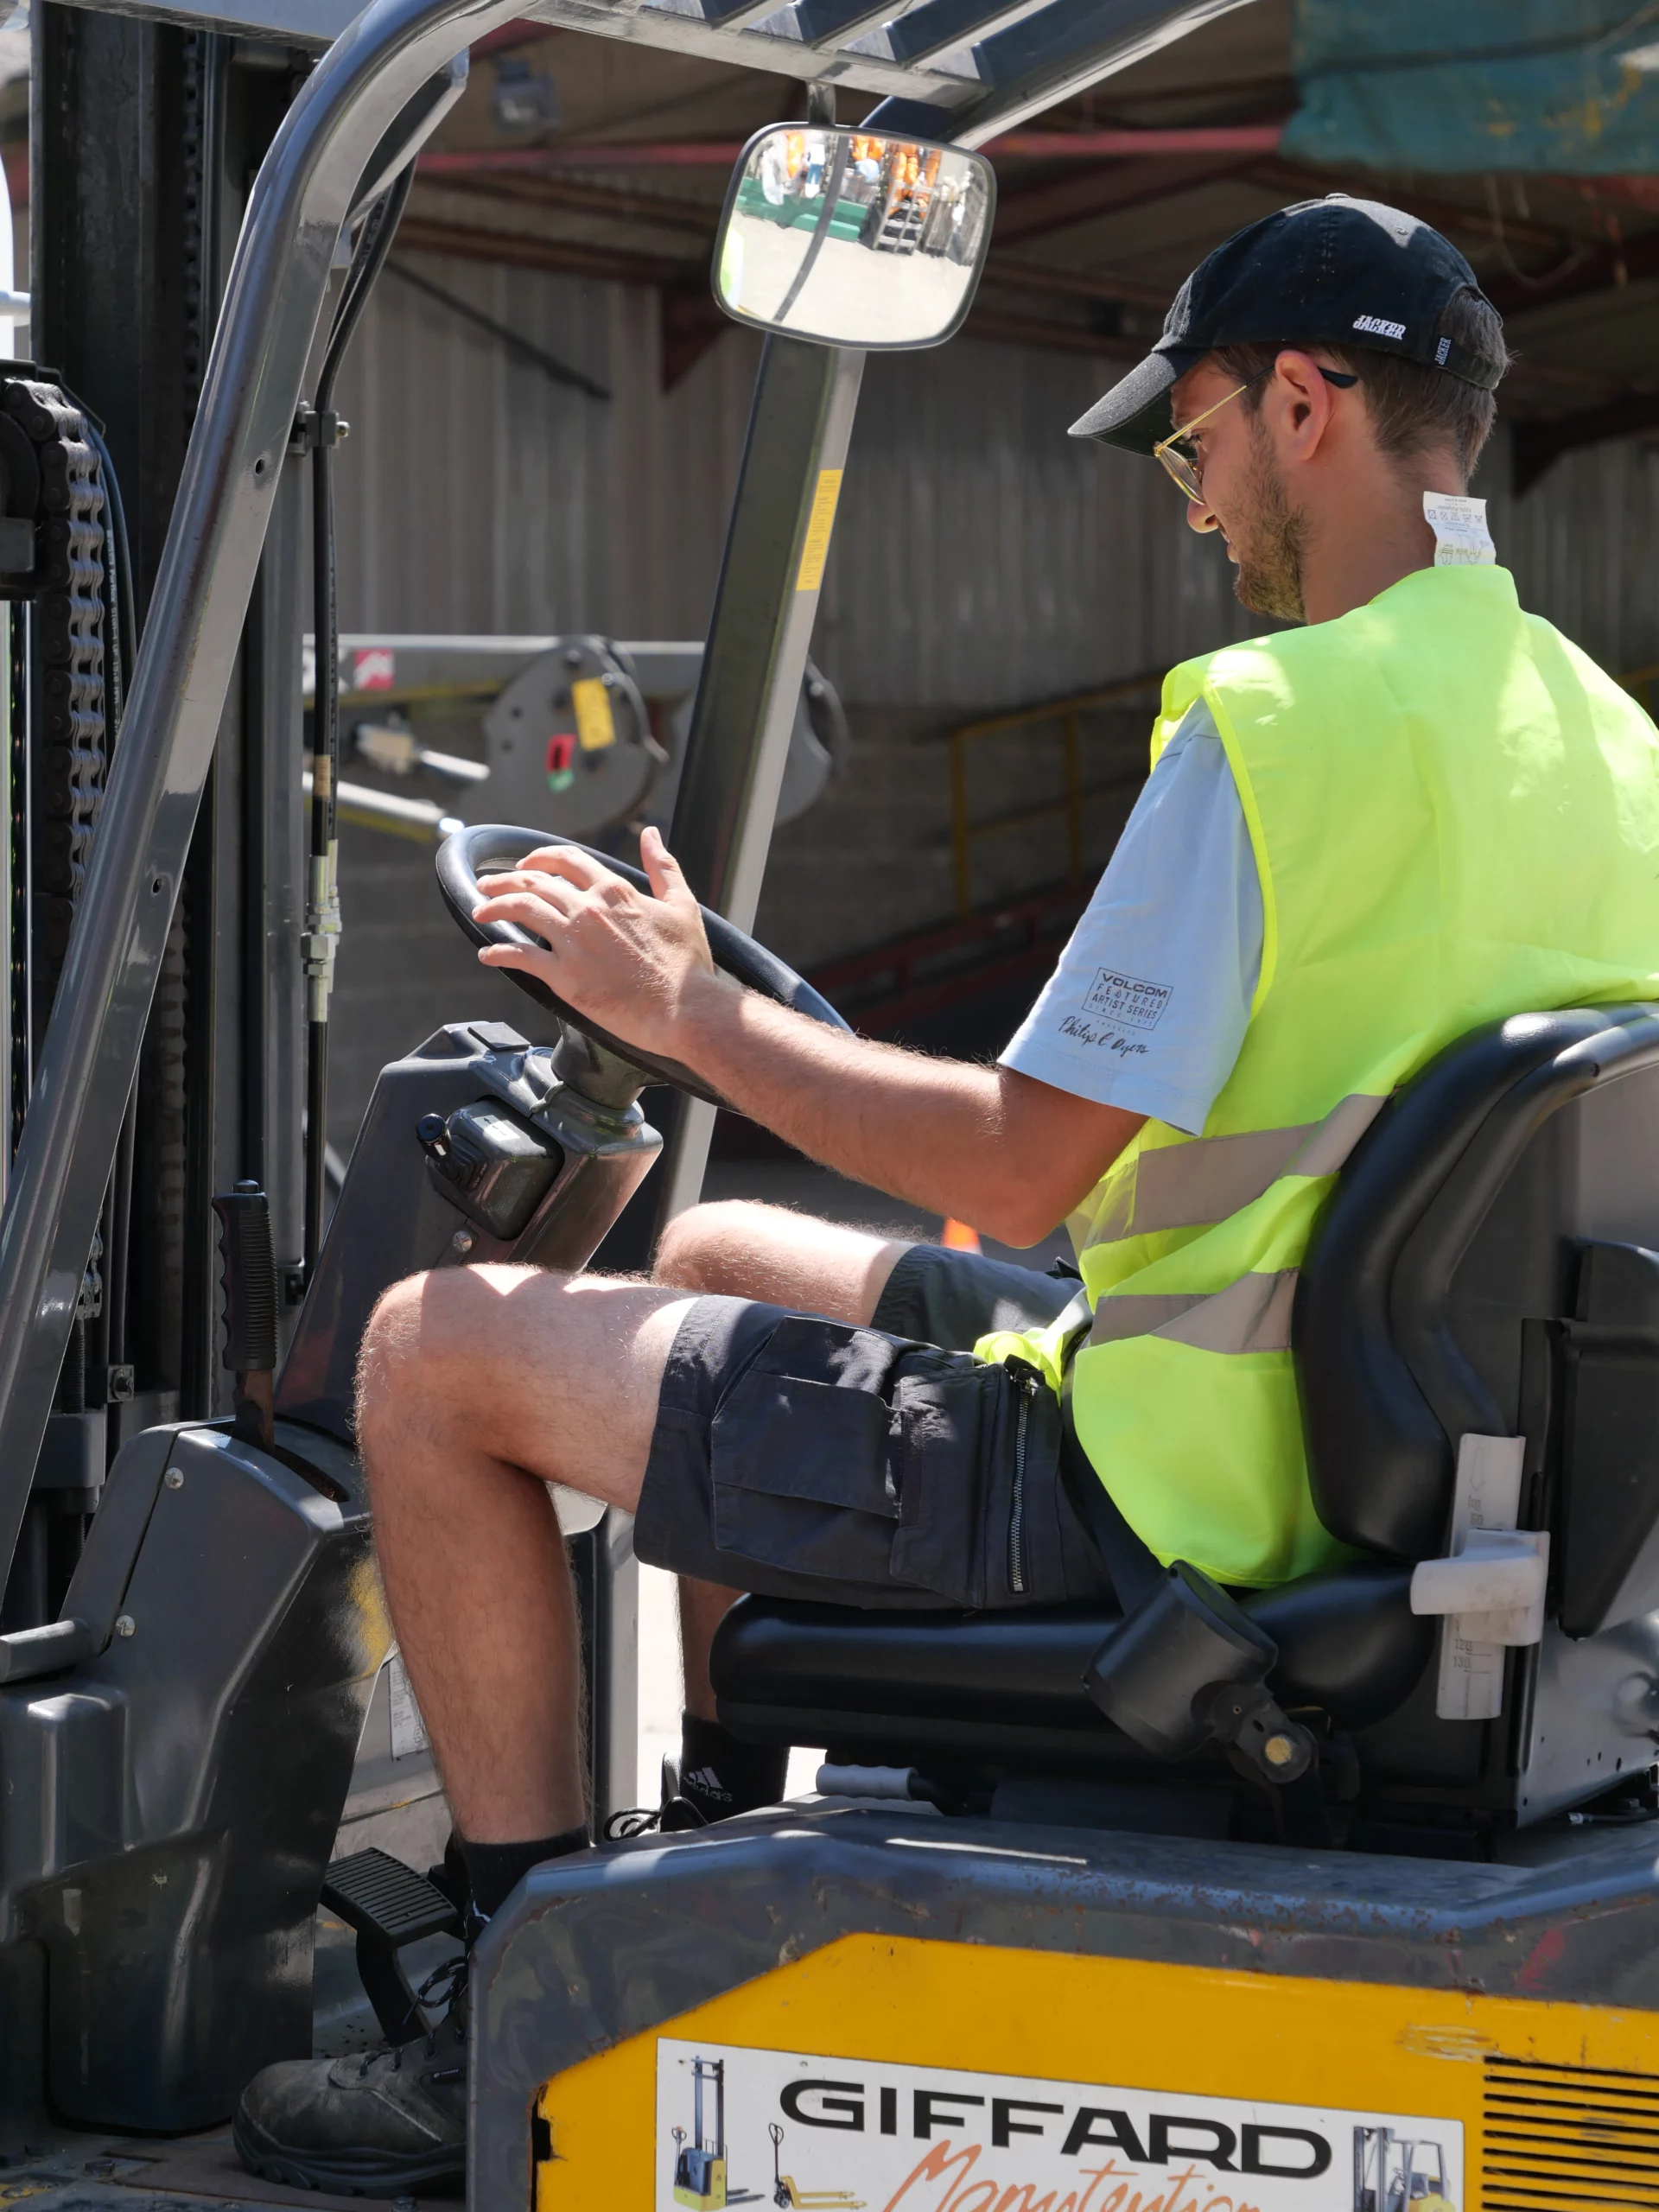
[1154,366,1360,503]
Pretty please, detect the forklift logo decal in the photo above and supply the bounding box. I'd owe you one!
[1082,971,1173,1031]
[656,2039,1460,2212]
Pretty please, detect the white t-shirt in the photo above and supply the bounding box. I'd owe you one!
[999,701,1263,1136]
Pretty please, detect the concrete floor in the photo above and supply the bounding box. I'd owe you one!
[634,1155,1071,1803]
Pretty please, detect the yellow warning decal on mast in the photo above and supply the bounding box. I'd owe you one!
[795,469,844,593]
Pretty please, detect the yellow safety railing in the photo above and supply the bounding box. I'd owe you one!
[1622,659,1659,715]
[949,655,1659,926]
[948,669,1164,920]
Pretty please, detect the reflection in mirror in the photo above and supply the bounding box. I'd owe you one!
[713,125,995,351]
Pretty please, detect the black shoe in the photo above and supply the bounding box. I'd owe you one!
[602,1756,709,1840]
[233,1955,468,2196]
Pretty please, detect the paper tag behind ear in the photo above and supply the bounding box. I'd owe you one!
[1424,490,1496,566]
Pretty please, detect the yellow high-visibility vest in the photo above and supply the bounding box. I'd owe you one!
[980,564,1659,1586]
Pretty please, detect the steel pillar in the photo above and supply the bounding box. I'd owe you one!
[653,335,865,1230]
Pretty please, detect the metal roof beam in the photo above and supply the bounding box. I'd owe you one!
[994,145,1249,241]
[62,0,1267,136]
[680,0,803,32]
[859,0,1051,66]
[781,0,912,53]
[923,0,1263,147]
[573,0,975,99]
[975,0,1216,94]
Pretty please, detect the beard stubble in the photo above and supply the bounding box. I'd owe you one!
[1229,419,1307,623]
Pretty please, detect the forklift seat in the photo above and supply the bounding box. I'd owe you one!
[713,1007,1659,1831]
[711,1565,1426,1771]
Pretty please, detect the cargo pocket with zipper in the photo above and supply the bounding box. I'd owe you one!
[887,1363,995,1608]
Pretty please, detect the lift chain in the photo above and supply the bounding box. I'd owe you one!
[3,375,110,982]
[0,375,113,1377]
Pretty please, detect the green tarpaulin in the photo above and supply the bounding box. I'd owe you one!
[1282,0,1659,174]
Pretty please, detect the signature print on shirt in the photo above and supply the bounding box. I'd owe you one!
[1059,1016,1149,1058]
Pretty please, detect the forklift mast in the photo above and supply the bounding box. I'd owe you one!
[1,14,313,1640]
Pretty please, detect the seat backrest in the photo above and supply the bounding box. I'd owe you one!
[1297,1006,1659,1577]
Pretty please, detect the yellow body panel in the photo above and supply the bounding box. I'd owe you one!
[534,1931,1659,2210]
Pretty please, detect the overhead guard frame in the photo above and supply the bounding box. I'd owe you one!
[53,0,1258,135]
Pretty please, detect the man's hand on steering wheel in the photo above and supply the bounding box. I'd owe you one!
[471,827,734,1062]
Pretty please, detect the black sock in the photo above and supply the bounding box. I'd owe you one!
[677,1714,790,1823]
[461,1825,589,1919]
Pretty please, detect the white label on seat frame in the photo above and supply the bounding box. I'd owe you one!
[1427,1433,1532,1721]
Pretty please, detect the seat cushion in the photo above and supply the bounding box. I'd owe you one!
[711,1563,1427,1770]
[1251,1564,1433,1723]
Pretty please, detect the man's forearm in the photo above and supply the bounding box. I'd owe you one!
[676,976,1132,1246]
[681,977,1014,1223]
[464,837,1139,1243]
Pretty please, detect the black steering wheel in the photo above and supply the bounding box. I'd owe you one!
[435,824,850,1105]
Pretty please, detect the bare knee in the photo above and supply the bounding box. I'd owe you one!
[357,1271,443,1459]
[652,1201,792,1296]
[355,1264,570,1461]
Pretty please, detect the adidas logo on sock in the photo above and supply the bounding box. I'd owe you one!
[683,1766,732,1801]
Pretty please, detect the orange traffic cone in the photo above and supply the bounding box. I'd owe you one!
[941,1217,982,1252]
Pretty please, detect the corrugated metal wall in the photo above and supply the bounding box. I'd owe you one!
[333,262,765,648]
[1489,441,1659,685]
[334,250,1659,710]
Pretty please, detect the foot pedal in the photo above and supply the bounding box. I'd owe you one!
[321,1847,463,2044]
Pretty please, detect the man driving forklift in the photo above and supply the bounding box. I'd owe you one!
[235,194,1659,2196]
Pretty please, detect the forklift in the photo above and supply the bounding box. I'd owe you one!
[2,0,1659,2203]
[672,2056,742,2210]
[1355,2126,1456,2212]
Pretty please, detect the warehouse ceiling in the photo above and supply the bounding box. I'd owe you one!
[401,0,1659,487]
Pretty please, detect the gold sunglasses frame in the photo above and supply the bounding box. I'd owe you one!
[1153,365,1359,504]
[1152,379,1255,503]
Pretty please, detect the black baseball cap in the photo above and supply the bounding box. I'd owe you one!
[1070,194,1504,454]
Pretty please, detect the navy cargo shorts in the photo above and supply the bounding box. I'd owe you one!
[633,1242,1117,1611]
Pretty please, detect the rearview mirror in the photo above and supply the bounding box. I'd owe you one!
[712,124,995,351]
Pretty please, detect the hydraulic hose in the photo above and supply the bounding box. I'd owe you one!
[302,165,414,1284]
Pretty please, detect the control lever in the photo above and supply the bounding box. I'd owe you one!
[1083,1561,1317,1787]
[213,1180,279,1452]
[353,718,490,785]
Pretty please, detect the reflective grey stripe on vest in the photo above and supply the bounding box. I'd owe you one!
[1086,1269,1299,1355]
[1084,1091,1386,1248]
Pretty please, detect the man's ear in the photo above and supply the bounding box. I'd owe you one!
[1268,349,1339,461]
